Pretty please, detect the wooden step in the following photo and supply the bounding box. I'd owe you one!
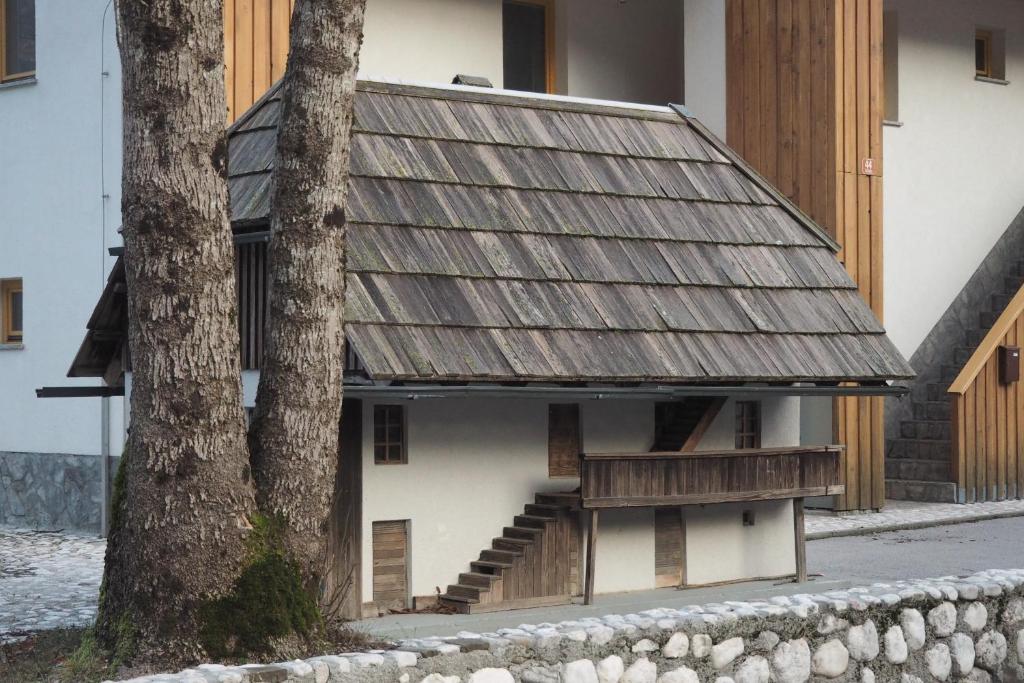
[493,536,531,552]
[446,583,486,600]
[459,571,501,588]
[480,548,522,563]
[524,503,561,518]
[471,559,513,574]
[437,593,479,613]
[885,479,957,503]
[514,514,555,529]
[535,492,580,508]
[503,526,543,540]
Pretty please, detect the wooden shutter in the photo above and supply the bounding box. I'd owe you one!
[372,520,409,612]
[548,403,581,477]
[654,507,684,588]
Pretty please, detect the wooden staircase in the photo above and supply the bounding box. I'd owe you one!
[438,492,580,614]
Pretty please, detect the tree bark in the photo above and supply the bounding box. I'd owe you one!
[98,0,256,663]
[249,0,367,610]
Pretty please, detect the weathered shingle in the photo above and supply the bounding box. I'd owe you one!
[226,80,913,384]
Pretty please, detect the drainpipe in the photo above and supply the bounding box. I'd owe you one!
[100,395,110,537]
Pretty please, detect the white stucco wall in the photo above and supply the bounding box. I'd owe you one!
[682,0,727,139]
[0,0,123,457]
[358,395,801,602]
[883,0,1024,357]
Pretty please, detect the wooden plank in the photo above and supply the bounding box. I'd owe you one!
[843,395,859,510]
[952,393,964,502]
[998,346,1008,500]
[871,396,885,509]
[742,0,761,170]
[777,0,795,199]
[235,0,255,118]
[964,384,975,503]
[224,0,236,121]
[253,0,272,98]
[759,0,779,182]
[1018,317,1024,498]
[1008,323,1018,499]
[271,0,292,82]
[583,487,842,509]
[858,395,871,510]
[976,364,987,502]
[725,0,745,151]
[793,498,807,582]
[679,397,727,452]
[654,508,684,588]
[549,403,581,477]
[987,357,998,501]
[584,509,598,605]
[372,519,409,611]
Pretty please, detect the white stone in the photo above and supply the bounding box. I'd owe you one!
[884,625,908,664]
[715,679,736,683]
[691,634,712,659]
[1003,598,1024,626]
[925,643,952,681]
[964,602,989,632]
[400,675,410,683]
[565,659,599,683]
[712,637,745,669]
[962,670,993,683]
[950,632,976,675]
[387,651,420,668]
[900,609,926,651]
[811,639,850,678]
[975,631,1008,671]
[900,675,922,683]
[861,668,875,683]
[467,669,514,683]
[733,656,770,683]
[771,639,810,683]
[752,631,779,652]
[1017,630,1024,663]
[598,656,625,683]
[928,602,958,637]
[350,653,386,668]
[622,657,657,683]
[663,633,689,658]
[588,625,616,645]
[633,639,659,654]
[282,660,314,678]
[655,666,699,683]
[847,620,879,661]
[816,614,849,635]
[420,676,460,683]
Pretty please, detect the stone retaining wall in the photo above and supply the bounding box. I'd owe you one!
[111,569,1024,683]
[0,451,115,533]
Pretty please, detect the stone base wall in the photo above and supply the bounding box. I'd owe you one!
[0,451,117,534]
[115,568,1024,683]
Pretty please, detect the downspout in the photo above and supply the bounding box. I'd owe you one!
[98,0,115,538]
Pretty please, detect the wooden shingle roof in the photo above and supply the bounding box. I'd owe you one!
[227,80,912,384]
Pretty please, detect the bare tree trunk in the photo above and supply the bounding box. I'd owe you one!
[98,0,256,664]
[249,0,367,609]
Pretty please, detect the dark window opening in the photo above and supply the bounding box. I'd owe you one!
[2,0,35,82]
[548,403,580,477]
[735,400,761,450]
[976,30,992,77]
[503,1,550,93]
[374,404,406,465]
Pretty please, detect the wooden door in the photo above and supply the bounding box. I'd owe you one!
[548,404,581,477]
[372,520,409,612]
[654,507,684,588]
[324,398,362,620]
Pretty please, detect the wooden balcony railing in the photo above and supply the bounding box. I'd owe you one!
[580,445,845,509]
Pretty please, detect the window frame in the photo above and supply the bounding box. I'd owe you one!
[373,404,407,465]
[1,278,22,344]
[502,0,556,95]
[0,0,36,84]
[975,29,993,78]
[734,400,761,450]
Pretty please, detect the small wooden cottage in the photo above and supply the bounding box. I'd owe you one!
[69,80,912,617]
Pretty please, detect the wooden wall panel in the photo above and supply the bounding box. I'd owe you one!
[726,0,885,510]
[223,0,294,122]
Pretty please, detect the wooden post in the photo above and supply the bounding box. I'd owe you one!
[584,508,598,605]
[793,497,807,583]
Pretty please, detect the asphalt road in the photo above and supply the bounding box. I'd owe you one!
[356,516,1024,639]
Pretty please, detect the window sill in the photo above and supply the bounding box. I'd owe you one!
[0,343,25,351]
[976,75,1010,86]
[882,120,904,128]
[0,76,37,92]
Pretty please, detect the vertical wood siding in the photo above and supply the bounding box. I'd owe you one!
[949,286,1024,503]
[726,0,884,511]
[224,0,295,122]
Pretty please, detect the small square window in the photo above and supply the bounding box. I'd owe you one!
[976,30,993,77]
[734,400,761,450]
[1,0,35,83]
[2,278,22,344]
[374,404,406,465]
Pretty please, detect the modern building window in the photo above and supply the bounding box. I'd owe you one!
[975,28,1006,81]
[734,400,761,450]
[1,278,22,344]
[502,0,553,94]
[373,404,406,465]
[883,11,899,122]
[1,0,35,83]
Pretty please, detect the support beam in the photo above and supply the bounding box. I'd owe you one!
[793,497,807,583]
[584,509,598,605]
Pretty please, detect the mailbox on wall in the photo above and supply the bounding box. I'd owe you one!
[1000,345,1020,385]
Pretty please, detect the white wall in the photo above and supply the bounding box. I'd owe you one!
[359,395,801,602]
[883,0,1024,357]
[0,0,123,457]
[682,0,727,139]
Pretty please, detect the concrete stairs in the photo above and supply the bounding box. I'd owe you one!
[887,263,1024,502]
[438,492,579,613]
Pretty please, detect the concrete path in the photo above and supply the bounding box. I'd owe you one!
[3,497,1024,643]
[354,515,1024,639]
